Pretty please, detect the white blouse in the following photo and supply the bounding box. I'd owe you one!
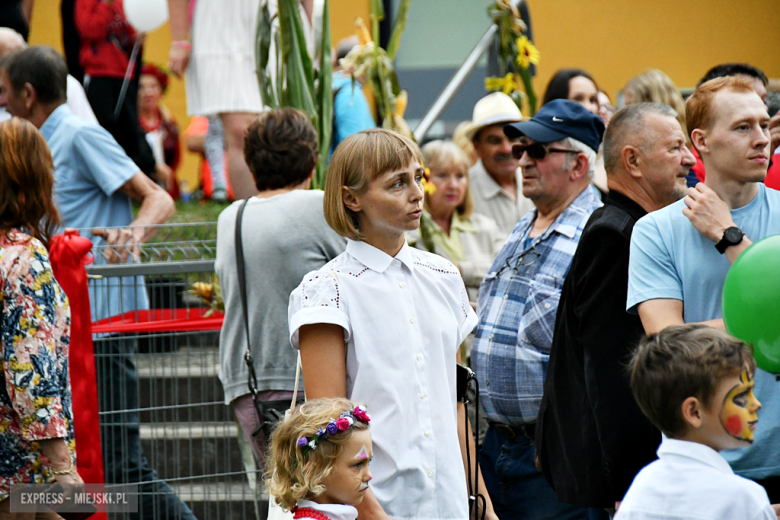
[289,239,478,520]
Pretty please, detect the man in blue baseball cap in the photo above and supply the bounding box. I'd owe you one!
[471,99,607,520]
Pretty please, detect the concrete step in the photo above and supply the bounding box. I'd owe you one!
[135,347,228,423]
[171,481,267,502]
[139,423,245,482]
[135,347,220,379]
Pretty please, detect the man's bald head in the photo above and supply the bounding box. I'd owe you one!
[0,28,26,58]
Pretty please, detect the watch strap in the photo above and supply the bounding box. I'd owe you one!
[715,226,744,254]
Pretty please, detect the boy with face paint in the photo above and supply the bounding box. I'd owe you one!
[614,325,775,520]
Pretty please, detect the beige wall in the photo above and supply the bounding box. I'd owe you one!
[529,0,780,101]
[29,0,370,192]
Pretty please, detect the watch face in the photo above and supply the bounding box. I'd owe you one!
[725,227,743,243]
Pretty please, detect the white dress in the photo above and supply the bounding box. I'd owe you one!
[186,0,322,116]
[289,239,477,520]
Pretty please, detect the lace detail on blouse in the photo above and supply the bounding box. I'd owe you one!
[413,258,460,276]
[300,271,340,309]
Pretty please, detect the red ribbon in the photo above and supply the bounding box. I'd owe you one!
[49,229,106,517]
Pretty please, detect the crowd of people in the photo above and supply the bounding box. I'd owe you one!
[1,3,780,520]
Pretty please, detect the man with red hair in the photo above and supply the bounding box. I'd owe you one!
[628,75,780,503]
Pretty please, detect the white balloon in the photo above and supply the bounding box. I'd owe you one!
[124,0,169,33]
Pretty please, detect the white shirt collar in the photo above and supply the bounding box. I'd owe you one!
[296,499,358,520]
[657,437,734,475]
[345,239,416,273]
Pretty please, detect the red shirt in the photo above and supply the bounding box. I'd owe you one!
[691,146,706,183]
[765,156,780,190]
[75,0,137,79]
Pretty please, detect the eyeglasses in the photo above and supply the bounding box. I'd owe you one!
[495,246,542,278]
[511,143,581,160]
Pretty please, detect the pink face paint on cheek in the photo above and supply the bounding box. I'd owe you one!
[725,415,743,436]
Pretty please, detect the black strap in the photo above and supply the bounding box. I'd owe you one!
[235,198,259,397]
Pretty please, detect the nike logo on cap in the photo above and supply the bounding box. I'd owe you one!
[552,117,564,122]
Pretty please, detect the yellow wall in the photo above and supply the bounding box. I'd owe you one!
[31,0,776,173]
[29,0,370,192]
[529,0,780,101]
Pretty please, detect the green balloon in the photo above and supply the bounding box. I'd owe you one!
[723,235,780,374]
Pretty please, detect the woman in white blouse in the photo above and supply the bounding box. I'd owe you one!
[288,129,497,520]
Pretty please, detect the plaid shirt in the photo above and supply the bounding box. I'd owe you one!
[472,186,602,426]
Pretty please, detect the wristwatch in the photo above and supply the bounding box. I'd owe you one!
[715,226,745,254]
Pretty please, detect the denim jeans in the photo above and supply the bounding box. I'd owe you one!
[479,426,608,520]
[96,337,197,520]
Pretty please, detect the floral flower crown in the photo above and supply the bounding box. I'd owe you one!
[297,406,371,455]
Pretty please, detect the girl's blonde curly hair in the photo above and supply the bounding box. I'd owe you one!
[265,398,369,510]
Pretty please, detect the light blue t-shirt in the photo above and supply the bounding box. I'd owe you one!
[627,183,780,479]
[330,72,375,158]
[40,104,149,322]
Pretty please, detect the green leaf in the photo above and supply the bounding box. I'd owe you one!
[313,0,333,190]
[255,1,278,108]
[274,29,283,105]
[386,0,411,60]
[518,67,537,116]
[277,0,316,119]
[370,0,384,47]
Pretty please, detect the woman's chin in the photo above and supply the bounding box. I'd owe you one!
[404,220,421,231]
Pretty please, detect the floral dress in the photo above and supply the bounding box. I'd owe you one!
[0,231,74,500]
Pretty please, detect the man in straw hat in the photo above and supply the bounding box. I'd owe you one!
[468,92,535,238]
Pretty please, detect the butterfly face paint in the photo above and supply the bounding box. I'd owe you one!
[719,369,761,443]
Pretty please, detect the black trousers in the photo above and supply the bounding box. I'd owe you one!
[85,76,157,177]
[754,475,780,504]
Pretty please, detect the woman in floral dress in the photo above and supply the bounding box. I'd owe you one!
[0,118,84,513]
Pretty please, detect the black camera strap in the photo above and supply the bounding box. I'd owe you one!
[235,199,302,441]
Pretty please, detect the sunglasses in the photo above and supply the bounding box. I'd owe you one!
[511,143,581,160]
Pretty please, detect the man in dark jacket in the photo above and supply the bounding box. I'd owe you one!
[535,103,696,512]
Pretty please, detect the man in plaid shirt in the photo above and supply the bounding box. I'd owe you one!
[471,99,605,520]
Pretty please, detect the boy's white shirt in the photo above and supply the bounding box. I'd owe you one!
[295,499,358,520]
[616,437,775,520]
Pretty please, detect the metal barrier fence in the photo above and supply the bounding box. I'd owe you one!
[82,223,265,520]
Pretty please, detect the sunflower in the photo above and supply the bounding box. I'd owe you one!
[485,73,520,95]
[515,36,540,70]
[420,163,436,195]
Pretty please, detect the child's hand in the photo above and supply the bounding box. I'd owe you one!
[771,504,780,519]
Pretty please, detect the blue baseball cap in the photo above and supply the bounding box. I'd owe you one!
[503,99,605,153]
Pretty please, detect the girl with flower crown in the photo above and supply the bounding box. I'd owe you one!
[266,398,373,520]
[288,129,498,520]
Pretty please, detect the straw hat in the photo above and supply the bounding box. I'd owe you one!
[466,92,525,140]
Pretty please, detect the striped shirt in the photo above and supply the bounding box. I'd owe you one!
[472,186,601,426]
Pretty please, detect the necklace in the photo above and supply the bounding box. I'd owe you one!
[291,507,333,520]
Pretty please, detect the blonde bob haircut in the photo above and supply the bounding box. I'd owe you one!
[265,398,369,511]
[421,140,474,219]
[624,69,688,139]
[325,128,422,241]
[686,76,757,145]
